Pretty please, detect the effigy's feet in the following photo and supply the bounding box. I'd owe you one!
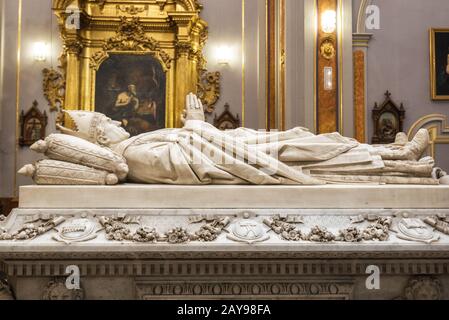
[406,129,430,161]
[393,132,408,146]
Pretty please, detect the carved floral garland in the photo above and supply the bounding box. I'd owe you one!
[1,213,447,244]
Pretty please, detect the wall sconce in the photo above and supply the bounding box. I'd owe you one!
[321,10,337,34]
[32,42,49,62]
[324,67,333,90]
[215,45,234,65]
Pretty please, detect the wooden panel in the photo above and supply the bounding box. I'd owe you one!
[353,50,366,143]
[317,0,338,134]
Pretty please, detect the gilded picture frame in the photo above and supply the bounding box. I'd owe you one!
[430,28,449,100]
[52,0,209,129]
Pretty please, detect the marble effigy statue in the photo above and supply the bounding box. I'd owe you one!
[19,94,448,186]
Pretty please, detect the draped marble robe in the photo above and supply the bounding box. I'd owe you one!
[113,120,437,185]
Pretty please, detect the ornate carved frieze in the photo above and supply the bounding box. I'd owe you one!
[0,215,65,241]
[90,17,172,70]
[1,210,448,247]
[98,214,229,244]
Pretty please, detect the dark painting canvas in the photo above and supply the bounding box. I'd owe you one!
[431,29,449,100]
[95,54,166,136]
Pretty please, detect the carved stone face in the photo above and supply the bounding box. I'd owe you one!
[98,116,131,146]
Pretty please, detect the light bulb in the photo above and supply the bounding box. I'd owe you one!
[321,10,337,34]
[215,45,233,65]
[32,42,49,62]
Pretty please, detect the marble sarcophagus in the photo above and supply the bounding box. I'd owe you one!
[1,184,449,300]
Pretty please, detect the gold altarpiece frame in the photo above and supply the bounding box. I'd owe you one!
[52,0,211,129]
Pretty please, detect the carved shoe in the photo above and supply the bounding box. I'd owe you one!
[405,129,430,161]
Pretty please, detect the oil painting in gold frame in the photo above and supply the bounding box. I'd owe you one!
[430,28,449,100]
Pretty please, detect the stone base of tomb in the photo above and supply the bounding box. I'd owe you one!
[1,185,449,300]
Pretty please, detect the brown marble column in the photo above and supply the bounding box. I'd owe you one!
[317,0,338,134]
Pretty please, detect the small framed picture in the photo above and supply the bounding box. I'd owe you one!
[430,28,449,100]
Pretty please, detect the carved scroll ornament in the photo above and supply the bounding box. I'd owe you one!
[197,71,221,113]
[42,68,65,112]
[90,17,172,71]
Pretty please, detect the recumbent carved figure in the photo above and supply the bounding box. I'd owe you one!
[19,94,448,186]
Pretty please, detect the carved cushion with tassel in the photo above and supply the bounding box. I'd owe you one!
[30,134,129,181]
[18,159,119,185]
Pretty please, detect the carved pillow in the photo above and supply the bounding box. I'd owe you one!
[30,134,128,181]
[19,159,120,185]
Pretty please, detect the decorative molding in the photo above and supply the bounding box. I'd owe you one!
[136,280,354,299]
[3,257,449,278]
[352,33,373,48]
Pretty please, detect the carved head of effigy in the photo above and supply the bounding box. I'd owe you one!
[57,110,130,147]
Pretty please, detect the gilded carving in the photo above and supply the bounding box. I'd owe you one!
[42,67,66,112]
[63,39,83,55]
[53,0,208,128]
[116,4,148,15]
[320,38,336,60]
[90,17,172,70]
[197,71,221,114]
